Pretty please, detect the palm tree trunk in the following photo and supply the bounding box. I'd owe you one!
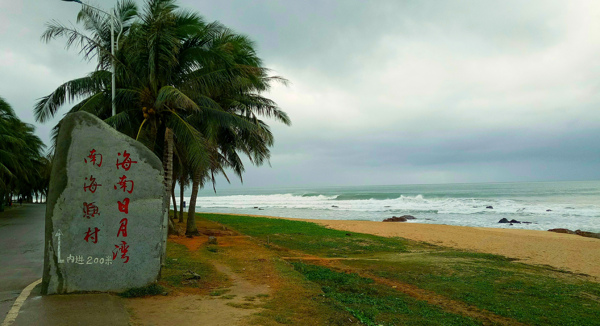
[162,127,177,235]
[171,177,178,222]
[186,171,200,236]
[178,177,185,223]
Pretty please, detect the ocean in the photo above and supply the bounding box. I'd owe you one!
[180,180,600,233]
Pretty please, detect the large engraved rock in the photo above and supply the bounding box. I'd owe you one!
[42,112,168,294]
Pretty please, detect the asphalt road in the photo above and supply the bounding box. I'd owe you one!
[0,204,45,320]
[1,204,130,326]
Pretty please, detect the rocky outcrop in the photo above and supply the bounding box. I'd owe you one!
[575,230,600,239]
[548,228,576,234]
[548,229,600,239]
[383,215,416,222]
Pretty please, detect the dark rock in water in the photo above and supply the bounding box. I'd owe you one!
[509,219,521,224]
[575,230,600,239]
[546,209,552,212]
[498,218,510,223]
[548,228,576,234]
[331,205,339,208]
[254,207,259,209]
[486,206,493,209]
[258,208,264,210]
[383,216,407,222]
[383,215,417,222]
[208,236,218,245]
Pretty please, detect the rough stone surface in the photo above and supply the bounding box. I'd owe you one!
[42,112,168,294]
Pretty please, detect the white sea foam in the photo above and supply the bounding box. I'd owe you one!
[179,182,600,232]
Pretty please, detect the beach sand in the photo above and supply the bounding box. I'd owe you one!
[209,213,600,279]
[310,219,600,279]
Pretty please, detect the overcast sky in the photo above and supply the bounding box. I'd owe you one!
[1,0,599,189]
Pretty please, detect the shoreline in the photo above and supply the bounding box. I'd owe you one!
[200,212,600,279]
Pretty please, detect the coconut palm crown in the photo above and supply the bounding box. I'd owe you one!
[35,0,290,233]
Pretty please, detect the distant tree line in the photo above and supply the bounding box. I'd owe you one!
[0,96,50,211]
[36,0,290,234]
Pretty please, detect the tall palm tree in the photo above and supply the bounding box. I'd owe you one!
[36,0,290,234]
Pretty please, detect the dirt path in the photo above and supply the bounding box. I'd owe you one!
[127,260,270,326]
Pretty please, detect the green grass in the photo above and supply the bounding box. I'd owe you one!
[347,253,600,326]
[118,283,165,298]
[200,213,600,326]
[291,262,480,326]
[161,242,226,289]
[201,214,408,257]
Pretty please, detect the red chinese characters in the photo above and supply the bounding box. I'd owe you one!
[84,227,100,244]
[84,149,103,167]
[83,175,102,193]
[117,218,128,237]
[83,202,100,219]
[118,198,130,214]
[114,175,134,194]
[81,149,138,263]
[113,241,130,263]
[116,150,137,171]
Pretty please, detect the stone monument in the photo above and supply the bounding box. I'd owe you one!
[42,112,168,294]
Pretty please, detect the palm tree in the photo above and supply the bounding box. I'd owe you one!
[1,97,46,210]
[36,0,290,234]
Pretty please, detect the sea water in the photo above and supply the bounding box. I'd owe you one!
[180,181,600,232]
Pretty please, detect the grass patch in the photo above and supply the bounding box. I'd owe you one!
[226,302,260,309]
[119,283,164,298]
[347,253,600,326]
[219,294,237,300]
[162,242,227,289]
[201,214,408,256]
[291,262,480,326]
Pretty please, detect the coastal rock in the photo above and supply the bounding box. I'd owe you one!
[575,230,600,239]
[486,206,494,209]
[498,218,510,223]
[383,215,416,222]
[383,216,407,222]
[548,228,576,234]
[509,219,521,224]
[546,209,552,212]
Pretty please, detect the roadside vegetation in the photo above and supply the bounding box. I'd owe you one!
[152,213,600,326]
[0,97,50,211]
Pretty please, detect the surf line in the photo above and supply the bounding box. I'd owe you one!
[1,278,42,326]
